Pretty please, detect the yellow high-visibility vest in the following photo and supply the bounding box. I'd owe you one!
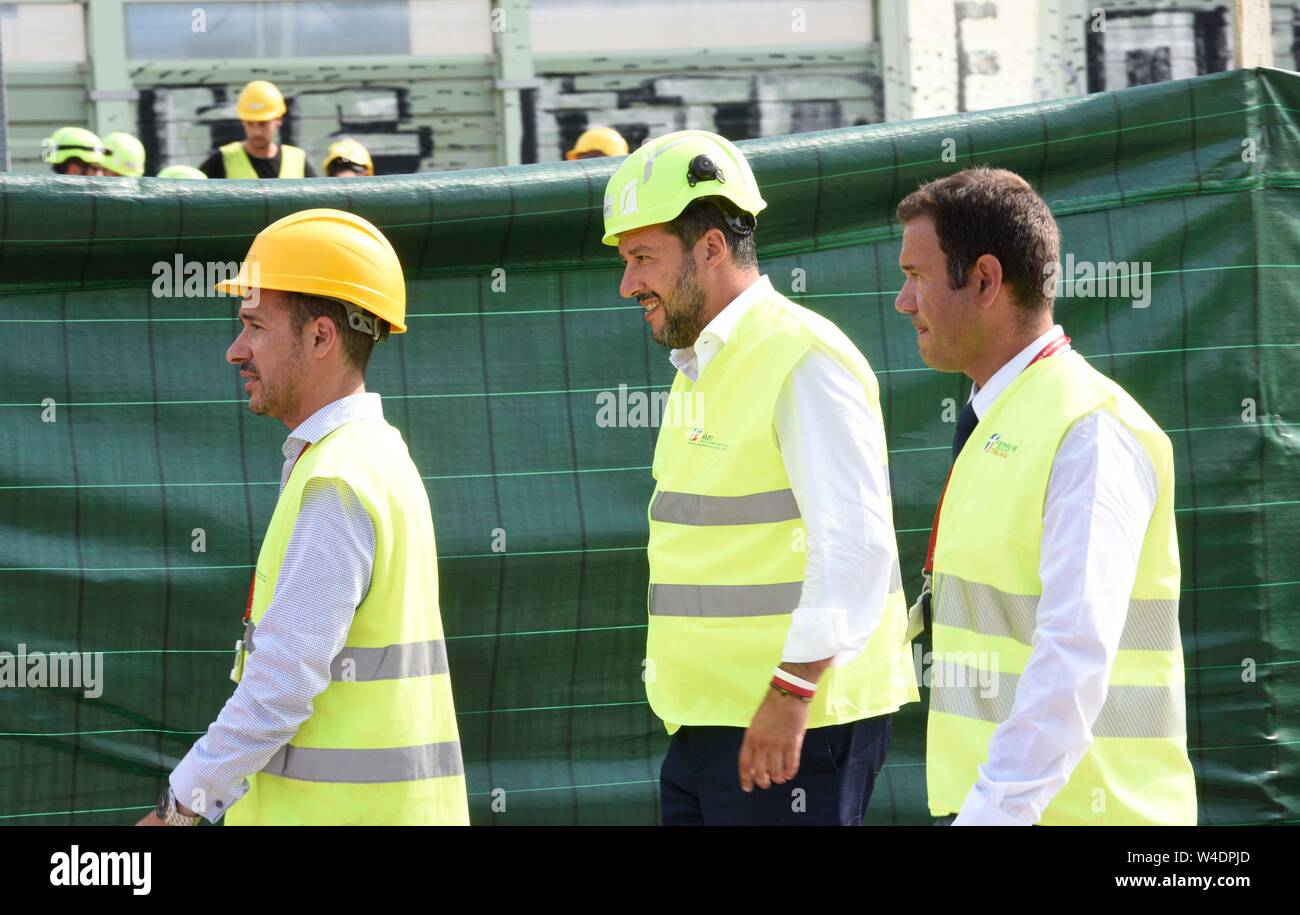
[645,289,919,732]
[226,418,469,825]
[220,141,306,178]
[927,350,1196,825]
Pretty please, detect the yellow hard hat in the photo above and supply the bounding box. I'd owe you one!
[101,132,146,177]
[323,138,374,176]
[602,130,766,246]
[213,208,407,334]
[566,126,628,160]
[236,80,287,122]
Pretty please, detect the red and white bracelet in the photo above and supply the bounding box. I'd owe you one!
[771,666,816,702]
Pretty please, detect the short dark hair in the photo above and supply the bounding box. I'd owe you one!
[283,291,379,375]
[53,160,92,175]
[666,197,758,269]
[896,166,1059,313]
[326,161,366,177]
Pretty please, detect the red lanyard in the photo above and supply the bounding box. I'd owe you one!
[922,335,1070,575]
[243,442,312,623]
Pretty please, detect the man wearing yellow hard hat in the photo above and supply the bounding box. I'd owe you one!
[100,132,147,178]
[138,209,468,826]
[322,138,374,177]
[41,126,108,176]
[199,80,314,179]
[566,126,627,160]
[603,131,919,825]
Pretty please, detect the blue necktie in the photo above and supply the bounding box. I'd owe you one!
[952,399,979,460]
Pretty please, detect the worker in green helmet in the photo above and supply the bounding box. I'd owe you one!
[157,165,208,180]
[101,132,147,178]
[603,130,919,825]
[41,126,108,176]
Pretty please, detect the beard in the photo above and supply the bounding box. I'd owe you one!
[651,257,709,350]
[245,344,304,420]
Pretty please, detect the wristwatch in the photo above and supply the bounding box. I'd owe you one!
[155,788,201,826]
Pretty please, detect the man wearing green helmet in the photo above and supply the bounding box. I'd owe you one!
[604,130,919,825]
[41,126,107,176]
[101,132,147,178]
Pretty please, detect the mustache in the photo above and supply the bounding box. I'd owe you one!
[636,292,661,304]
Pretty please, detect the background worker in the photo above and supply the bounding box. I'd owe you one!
[41,126,107,175]
[200,80,315,179]
[603,130,919,826]
[138,209,468,826]
[157,164,207,179]
[566,126,627,160]
[100,132,146,178]
[322,138,374,178]
[895,167,1195,825]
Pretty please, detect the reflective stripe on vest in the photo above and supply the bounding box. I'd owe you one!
[262,740,464,783]
[934,573,1182,652]
[245,622,449,681]
[650,560,903,617]
[929,659,1186,739]
[651,488,801,525]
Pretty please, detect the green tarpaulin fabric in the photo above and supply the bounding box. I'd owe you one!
[1,67,1296,825]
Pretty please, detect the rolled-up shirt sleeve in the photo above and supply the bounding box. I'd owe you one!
[169,476,375,821]
[774,346,897,667]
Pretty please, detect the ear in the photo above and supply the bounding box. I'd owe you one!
[309,315,339,360]
[972,254,1003,310]
[700,227,730,269]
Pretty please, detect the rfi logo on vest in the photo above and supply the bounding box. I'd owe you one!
[983,433,1018,459]
[686,427,728,450]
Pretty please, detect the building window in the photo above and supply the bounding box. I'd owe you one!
[124,1,412,59]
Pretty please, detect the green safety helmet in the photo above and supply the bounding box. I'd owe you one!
[157,164,207,180]
[101,132,146,177]
[41,126,107,167]
[601,129,767,247]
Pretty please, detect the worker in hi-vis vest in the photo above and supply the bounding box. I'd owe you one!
[603,130,919,826]
[139,209,468,826]
[200,80,314,179]
[895,167,1196,825]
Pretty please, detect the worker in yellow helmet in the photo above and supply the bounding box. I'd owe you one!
[200,80,314,179]
[603,131,919,825]
[157,164,207,180]
[100,132,146,178]
[566,126,628,160]
[41,126,108,176]
[322,138,374,178]
[138,209,468,826]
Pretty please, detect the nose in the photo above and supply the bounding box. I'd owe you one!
[226,328,250,366]
[619,262,643,300]
[894,277,917,315]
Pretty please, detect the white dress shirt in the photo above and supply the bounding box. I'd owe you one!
[667,274,897,667]
[169,393,379,821]
[951,326,1159,826]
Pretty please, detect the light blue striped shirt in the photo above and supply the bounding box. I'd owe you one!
[169,393,380,821]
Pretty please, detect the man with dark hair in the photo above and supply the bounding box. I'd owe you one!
[603,130,919,826]
[139,208,468,826]
[895,166,1195,825]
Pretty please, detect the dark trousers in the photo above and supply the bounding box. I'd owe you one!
[660,715,893,826]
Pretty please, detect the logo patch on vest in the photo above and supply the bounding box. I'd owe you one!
[982,433,1019,458]
[686,426,728,450]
